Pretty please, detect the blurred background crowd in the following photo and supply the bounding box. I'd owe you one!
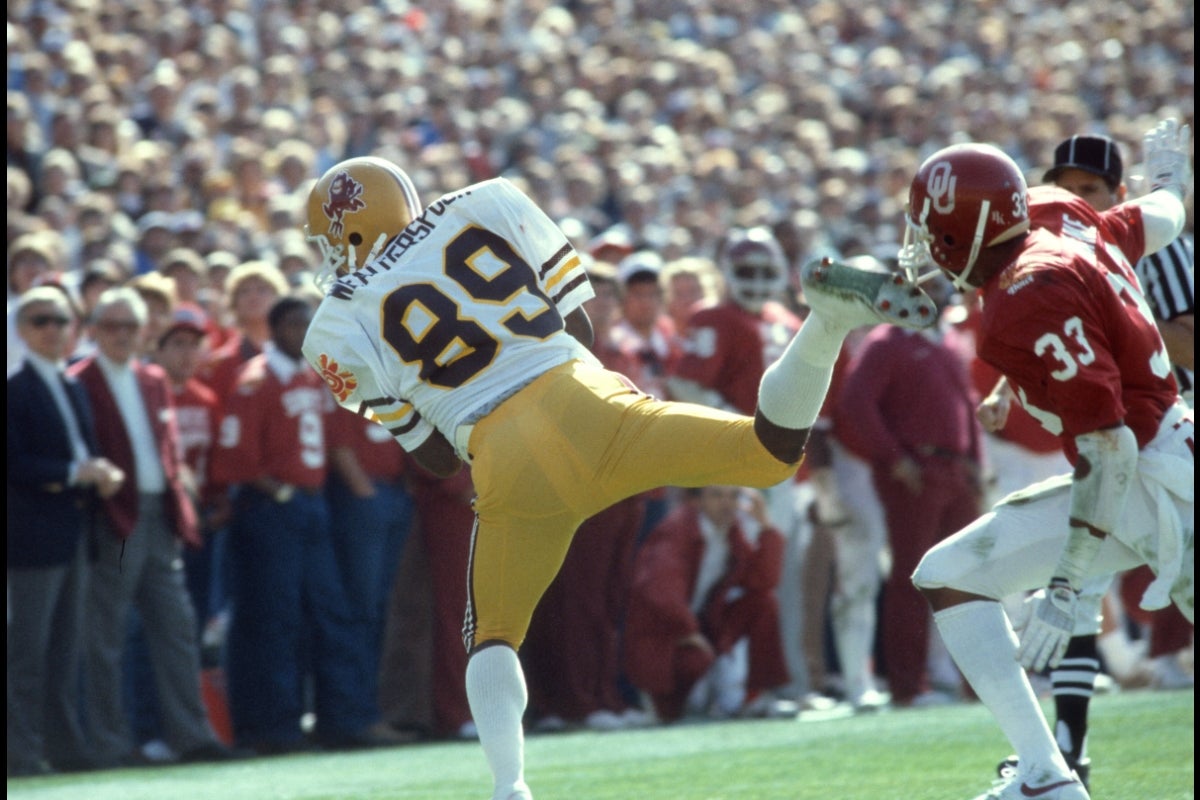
[6,0,1194,776]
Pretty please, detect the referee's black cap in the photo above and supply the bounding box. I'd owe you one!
[1044,135,1123,190]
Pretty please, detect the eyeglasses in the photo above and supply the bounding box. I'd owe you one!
[95,320,141,333]
[27,314,72,329]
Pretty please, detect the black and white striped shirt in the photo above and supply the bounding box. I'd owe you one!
[1135,235,1194,398]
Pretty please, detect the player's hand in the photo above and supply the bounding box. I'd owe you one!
[1016,581,1077,671]
[1144,118,1192,197]
[976,390,1011,433]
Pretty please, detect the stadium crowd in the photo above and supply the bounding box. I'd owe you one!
[6,0,1193,776]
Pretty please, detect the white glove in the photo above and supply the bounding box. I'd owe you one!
[1016,581,1077,672]
[1143,118,1192,197]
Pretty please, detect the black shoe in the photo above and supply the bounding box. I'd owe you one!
[248,738,320,757]
[318,722,418,751]
[998,754,1091,791]
[178,742,254,763]
[8,757,55,777]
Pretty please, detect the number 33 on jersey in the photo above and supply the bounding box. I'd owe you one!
[978,188,1178,461]
[302,178,599,454]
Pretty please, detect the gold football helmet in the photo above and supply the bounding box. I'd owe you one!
[305,156,423,288]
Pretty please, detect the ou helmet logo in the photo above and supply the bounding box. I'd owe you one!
[927,162,956,214]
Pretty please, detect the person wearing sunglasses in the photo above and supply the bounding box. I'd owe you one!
[8,286,124,775]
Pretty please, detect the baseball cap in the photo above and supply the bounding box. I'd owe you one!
[159,303,209,345]
[616,250,664,284]
[1043,135,1123,189]
[581,253,618,284]
[587,229,635,263]
[136,210,174,238]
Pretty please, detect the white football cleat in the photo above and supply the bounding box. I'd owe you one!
[800,256,937,330]
[972,765,1089,800]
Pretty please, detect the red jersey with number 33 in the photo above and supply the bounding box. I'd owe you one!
[977,186,1177,464]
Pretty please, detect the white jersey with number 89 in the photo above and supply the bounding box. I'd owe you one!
[302,178,598,453]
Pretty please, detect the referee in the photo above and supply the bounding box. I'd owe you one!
[1136,232,1194,407]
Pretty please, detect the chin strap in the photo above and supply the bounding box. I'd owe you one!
[950,199,990,292]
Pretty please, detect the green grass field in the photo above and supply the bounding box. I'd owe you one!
[8,688,1192,800]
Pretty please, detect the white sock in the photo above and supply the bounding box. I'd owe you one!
[466,646,529,798]
[832,592,877,702]
[933,602,1071,776]
[757,313,848,430]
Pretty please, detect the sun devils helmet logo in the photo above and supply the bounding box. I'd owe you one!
[322,171,366,238]
[927,162,956,214]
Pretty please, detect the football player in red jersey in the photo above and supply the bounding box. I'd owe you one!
[905,119,1193,800]
[668,227,801,416]
[666,228,808,698]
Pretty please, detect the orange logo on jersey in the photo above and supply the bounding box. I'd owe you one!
[322,171,366,238]
[316,353,358,401]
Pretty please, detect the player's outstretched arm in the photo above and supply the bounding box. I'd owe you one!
[1131,118,1191,256]
[565,306,594,350]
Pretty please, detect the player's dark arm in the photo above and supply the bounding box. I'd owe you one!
[1157,312,1194,371]
[411,428,463,478]
[564,306,594,349]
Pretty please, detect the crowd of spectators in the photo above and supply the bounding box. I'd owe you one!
[7,0,1193,776]
[8,0,1193,291]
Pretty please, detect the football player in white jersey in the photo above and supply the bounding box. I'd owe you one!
[301,156,936,800]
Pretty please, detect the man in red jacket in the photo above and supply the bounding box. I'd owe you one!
[834,274,985,708]
[623,485,794,722]
[69,287,229,767]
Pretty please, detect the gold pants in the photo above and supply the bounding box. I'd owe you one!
[462,360,797,650]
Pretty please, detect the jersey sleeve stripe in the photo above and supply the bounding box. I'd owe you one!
[544,254,582,291]
[373,404,415,424]
[386,416,422,437]
[538,243,574,280]
[550,273,590,304]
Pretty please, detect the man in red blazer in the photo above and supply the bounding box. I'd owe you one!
[623,486,794,722]
[69,286,230,767]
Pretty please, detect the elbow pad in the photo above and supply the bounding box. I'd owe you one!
[1131,191,1186,257]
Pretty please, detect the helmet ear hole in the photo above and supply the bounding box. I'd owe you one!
[348,232,363,246]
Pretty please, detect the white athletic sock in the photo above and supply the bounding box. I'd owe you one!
[757,313,848,430]
[933,602,1071,776]
[832,591,877,702]
[466,646,530,798]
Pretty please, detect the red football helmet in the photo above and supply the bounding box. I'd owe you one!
[899,143,1030,290]
[718,227,787,313]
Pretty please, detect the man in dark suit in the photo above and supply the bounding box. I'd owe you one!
[7,286,124,776]
[69,286,231,766]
